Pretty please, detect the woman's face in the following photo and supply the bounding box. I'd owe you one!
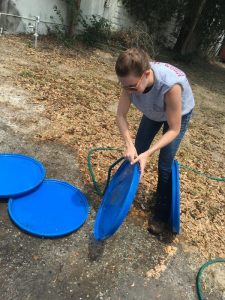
[118,70,151,94]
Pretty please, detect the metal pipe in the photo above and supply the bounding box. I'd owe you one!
[0,12,64,26]
[34,16,39,48]
[0,12,35,21]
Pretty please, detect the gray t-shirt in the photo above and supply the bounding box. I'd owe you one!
[131,62,195,121]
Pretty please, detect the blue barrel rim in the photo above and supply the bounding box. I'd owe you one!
[171,160,180,234]
[94,160,140,240]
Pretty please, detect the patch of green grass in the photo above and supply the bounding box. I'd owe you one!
[19,69,34,78]
[27,41,33,48]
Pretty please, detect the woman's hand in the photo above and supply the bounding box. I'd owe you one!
[131,151,150,178]
[125,144,137,164]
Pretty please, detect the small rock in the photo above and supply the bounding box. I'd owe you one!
[66,127,75,134]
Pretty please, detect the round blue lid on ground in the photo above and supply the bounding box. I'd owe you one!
[0,153,46,198]
[8,179,89,238]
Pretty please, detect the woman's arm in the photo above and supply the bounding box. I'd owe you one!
[116,90,137,162]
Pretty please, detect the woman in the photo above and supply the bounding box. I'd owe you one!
[115,48,195,234]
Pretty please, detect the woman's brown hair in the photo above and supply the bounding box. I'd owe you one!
[115,48,150,77]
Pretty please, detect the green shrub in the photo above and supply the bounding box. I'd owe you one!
[78,15,112,46]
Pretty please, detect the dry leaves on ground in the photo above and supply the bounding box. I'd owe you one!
[2,36,225,259]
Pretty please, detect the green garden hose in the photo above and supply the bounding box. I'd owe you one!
[180,164,225,182]
[196,258,225,300]
[87,147,124,196]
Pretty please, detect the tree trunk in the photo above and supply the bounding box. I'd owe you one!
[66,0,81,38]
[174,0,206,55]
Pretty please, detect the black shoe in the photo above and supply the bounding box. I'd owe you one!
[148,220,167,235]
[148,219,170,235]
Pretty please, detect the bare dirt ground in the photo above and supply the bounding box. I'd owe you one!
[0,35,224,300]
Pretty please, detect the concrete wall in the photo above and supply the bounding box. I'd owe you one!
[0,0,67,34]
[109,0,134,29]
[0,0,134,35]
[80,0,133,29]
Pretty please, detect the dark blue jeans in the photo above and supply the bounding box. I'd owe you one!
[135,110,193,222]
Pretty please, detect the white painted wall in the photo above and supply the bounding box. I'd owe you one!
[0,0,67,34]
[0,0,134,34]
[14,0,66,23]
[80,0,105,17]
[80,0,133,29]
[110,1,134,29]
